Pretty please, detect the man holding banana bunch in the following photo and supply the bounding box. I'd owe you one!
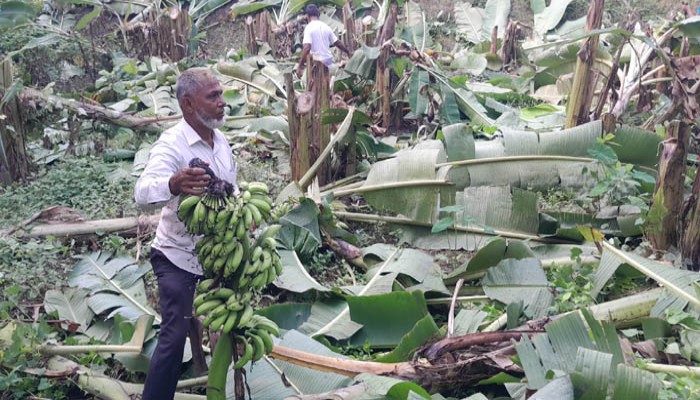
[134,67,237,400]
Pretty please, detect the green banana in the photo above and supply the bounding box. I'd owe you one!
[242,206,253,229]
[232,336,252,369]
[251,246,263,262]
[224,242,244,277]
[195,299,222,316]
[247,203,263,225]
[249,332,265,362]
[210,312,229,331]
[237,304,254,327]
[259,224,282,241]
[178,195,201,222]
[253,316,280,337]
[235,219,246,239]
[253,328,274,353]
[222,310,239,334]
[211,287,235,300]
[193,293,208,308]
[197,278,215,293]
[248,198,271,215]
[247,182,269,194]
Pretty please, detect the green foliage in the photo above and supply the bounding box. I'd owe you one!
[0,307,69,399]
[583,140,653,209]
[0,156,139,227]
[547,249,596,314]
[0,237,74,302]
[658,374,700,400]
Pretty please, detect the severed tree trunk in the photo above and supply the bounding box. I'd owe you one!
[375,3,398,131]
[682,171,700,271]
[246,16,258,56]
[647,121,689,250]
[20,87,174,133]
[0,60,30,184]
[342,3,357,53]
[285,72,310,182]
[309,61,331,185]
[565,0,604,128]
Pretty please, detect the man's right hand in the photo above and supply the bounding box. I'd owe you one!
[296,68,303,79]
[169,167,210,196]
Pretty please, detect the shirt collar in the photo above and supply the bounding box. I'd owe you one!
[181,119,222,147]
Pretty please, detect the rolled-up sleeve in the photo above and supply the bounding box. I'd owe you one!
[134,140,181,206]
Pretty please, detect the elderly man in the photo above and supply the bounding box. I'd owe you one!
[134,67,237,400]
[296,3,352,79]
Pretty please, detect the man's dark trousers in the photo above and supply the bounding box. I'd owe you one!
[142,249,198,400]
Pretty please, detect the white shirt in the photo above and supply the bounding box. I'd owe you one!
[303,19,338,65]
[134,120,237,275]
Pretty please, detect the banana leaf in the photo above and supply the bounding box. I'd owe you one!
[362,148,453,224]
[453,309,488,336]
[592,242,700,316]
[232,329,353,398]
[408,67,430,118]
[298,297,364,341]
[347,291,434,347]
[570,348,613,399]
[440,83,463,124]
[613,125,662,168]
[44,288,95,333]
[532,0,574,36]
[354,373,431,399]
[483,0,510,39]
[444,238,535,283]
[344,45,380,79]
[68,252,159,323]
[397,225,498,251]
[442,123,475,162]
[275,250,330,293]
[446,156,597,191]
[257,303,313,331]
[0,1,36,29]
[373,315,439,362]
[456,185,540,234]
[278,198,322,258]
[453,2,487,44]
[363,244,450,295]
[611,364,661,399]
[482,258,553,318]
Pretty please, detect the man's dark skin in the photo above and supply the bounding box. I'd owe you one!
[295,14,352,79]
[168,77,226,196]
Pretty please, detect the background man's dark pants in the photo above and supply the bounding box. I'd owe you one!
[142,250,198,400]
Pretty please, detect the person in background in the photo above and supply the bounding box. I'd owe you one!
[134,67,237,400]
[296,3,352,79]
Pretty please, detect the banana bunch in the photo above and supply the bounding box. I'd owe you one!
[178,193,241,236]
[269,201,294,222]
[235,225,283,291]
[180,178,285,376]
[232,315,280,368]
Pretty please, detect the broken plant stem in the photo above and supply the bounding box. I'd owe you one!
[426,295,490,305]
[335,211,577,244]
[447,279,465,338]
[330,180,452,197]
[640,363,700,377]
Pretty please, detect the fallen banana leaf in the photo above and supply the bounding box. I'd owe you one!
[39,315,154,356]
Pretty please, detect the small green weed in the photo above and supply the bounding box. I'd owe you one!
[547,248,596,314]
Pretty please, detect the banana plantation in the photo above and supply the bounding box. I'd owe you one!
[1,0,700,398]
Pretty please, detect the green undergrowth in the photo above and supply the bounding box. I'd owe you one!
[0,156,139,228]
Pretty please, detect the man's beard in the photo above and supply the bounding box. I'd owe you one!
[196,110,225,130]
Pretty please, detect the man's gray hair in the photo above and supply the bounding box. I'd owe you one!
[176,67,216,102]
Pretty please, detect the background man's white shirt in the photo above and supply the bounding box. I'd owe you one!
[303,19,338,66]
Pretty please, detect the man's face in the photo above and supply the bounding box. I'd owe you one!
[189,78,226,130]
